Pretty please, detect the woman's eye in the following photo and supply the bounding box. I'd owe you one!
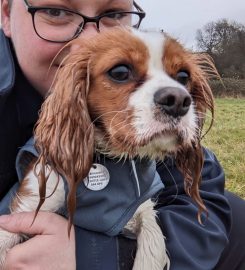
[45,8,66,17]
[38,8,73,22]
[176,70,190,85]
[104,12,125,20]
[107,65,132,82]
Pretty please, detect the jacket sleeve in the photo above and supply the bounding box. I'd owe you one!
[156,148,231,270]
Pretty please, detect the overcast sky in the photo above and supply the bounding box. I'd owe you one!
[138,0,245,49]
[1,1,244,49]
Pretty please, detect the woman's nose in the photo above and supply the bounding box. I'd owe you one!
[70,24,98,52]
[77,23,99,40]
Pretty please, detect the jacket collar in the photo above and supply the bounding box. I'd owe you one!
[16,138,164,236]
[0,29,43,128]
[0,29,15,96]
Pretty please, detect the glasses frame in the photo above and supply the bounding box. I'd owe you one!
[23,0,146,43]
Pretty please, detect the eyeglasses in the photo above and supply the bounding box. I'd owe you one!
[23,0,146,43]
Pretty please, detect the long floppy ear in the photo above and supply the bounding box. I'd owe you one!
[34,49,94,231]
[190,53,217,136]
[176,141,206,223]
[177,53,218,222]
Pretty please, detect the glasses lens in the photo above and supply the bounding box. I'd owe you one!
[99,13,141,30]
[33,8,84,42]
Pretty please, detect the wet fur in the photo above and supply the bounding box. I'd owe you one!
[0,28,216,270]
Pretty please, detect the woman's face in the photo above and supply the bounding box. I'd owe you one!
[1,0,134,96]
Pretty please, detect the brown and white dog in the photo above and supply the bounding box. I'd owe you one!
[0,28,216,269]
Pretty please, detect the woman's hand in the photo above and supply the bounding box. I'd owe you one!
[0,212,76,270]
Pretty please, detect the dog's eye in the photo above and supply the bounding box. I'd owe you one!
[176,70,190,85]
[107,65,132,82]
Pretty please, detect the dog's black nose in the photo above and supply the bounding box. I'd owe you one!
[154,87,192,118]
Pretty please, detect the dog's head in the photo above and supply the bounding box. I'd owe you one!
[35,28,216,226]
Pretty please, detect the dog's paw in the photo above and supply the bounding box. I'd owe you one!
[128,200,170,270]
[0,229,23,269]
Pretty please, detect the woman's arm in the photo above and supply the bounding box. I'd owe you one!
[156,148,231,270]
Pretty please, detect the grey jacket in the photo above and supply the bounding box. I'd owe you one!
[15,137,164,236]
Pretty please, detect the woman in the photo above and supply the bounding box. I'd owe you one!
[0,0,244,269]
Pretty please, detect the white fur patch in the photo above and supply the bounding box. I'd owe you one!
[0,230,25,268]
[128,30,197,153]
[12,165,65,214]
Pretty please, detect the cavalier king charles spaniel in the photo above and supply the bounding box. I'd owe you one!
[0,28,216,270]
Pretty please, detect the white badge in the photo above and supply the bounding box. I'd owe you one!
[84,164,110,191]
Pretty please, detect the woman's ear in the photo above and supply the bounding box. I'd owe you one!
[1,0,11,37]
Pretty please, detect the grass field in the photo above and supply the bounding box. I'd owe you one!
[202,98,245,199]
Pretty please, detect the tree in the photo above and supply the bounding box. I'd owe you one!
[196,19,245,79]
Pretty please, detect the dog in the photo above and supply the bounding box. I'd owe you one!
[0,27,216,269]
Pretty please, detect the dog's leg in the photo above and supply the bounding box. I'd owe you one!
[0,165,65,269]
[0,231,29,269]
[125,199,170,270]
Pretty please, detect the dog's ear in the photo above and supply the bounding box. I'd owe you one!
[176,142,206,223]
[177,53,218,222]
[190,53,217,135]
[34,49,94,230]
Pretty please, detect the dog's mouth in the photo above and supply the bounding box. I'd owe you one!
[93,103,197,159]
[95,125,194,160]
[132,129,188,158]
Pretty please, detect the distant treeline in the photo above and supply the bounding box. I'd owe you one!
[209,78,245,97]
[196,19,245,97]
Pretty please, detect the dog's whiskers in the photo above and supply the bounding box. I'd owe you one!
[109,110,131,130]
[84,109,131,140]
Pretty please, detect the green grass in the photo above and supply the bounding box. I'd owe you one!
[202,98,245,198]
